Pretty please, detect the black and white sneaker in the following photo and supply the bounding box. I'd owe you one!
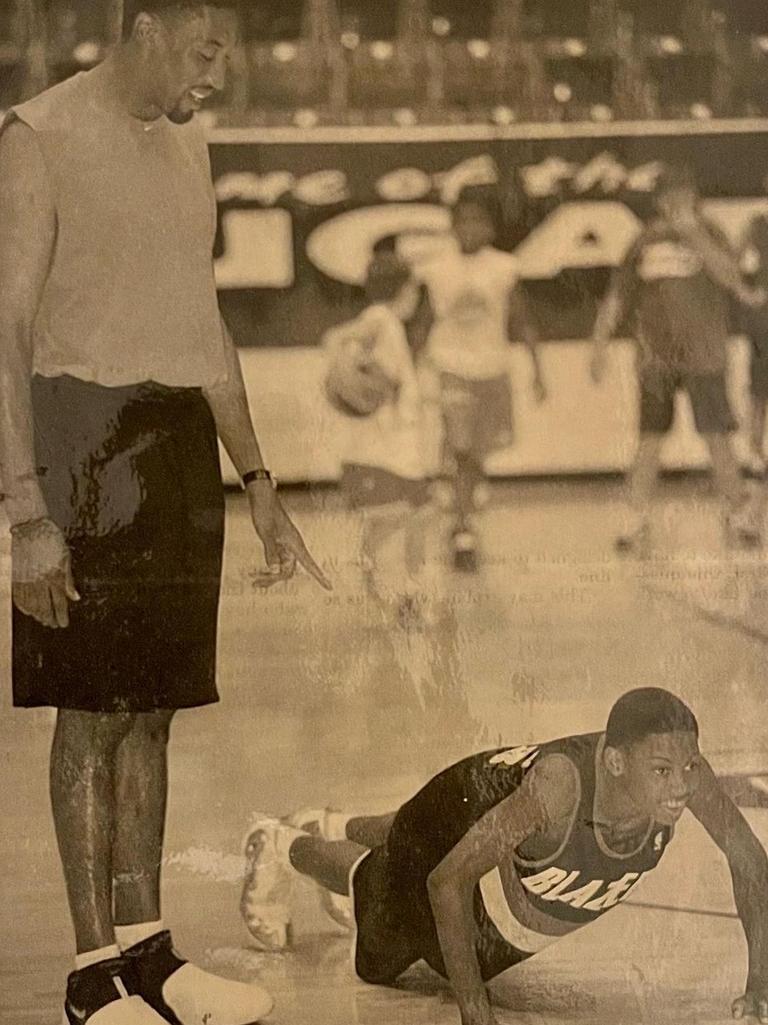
[122,930,273,1025]
[64,957,166,1024]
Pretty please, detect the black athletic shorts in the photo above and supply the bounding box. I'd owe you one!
[12,374,225,713]
[351,814,528,986]
[638,367,736,435]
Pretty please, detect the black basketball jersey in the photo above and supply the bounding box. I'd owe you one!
[385,732,673,971]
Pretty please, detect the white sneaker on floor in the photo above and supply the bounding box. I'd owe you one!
[240,816,294,950]
[284,809,354,931]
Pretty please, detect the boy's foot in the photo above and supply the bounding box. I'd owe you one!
[64,957,167,1024]
[614,514,650,554]
[725,498,763,548]
[451,527,478,573]
[285,809,354,931]
[241,816,295,951]
[122,931,273,1025]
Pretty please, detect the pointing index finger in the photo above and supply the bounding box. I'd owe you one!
[293,540,332,591]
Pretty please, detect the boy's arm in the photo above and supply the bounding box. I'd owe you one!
[672,217,764,307]
[590,238,640,384]
[508,284,546,401]
[687,759,768,1022]
[426,756,576,1025]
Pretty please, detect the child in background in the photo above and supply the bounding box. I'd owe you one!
[591,164,764,550]
[739,212,768,476]
[418,185,547,572]
[324,253,432,626]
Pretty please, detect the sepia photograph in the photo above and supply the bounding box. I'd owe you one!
[3,2,768,1024]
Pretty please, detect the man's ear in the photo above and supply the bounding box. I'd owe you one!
[603,745,626,779]
[131,11,163,46]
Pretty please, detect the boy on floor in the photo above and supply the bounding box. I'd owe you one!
[243,688,768,1025]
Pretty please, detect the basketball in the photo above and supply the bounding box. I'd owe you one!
[325,353,399,417]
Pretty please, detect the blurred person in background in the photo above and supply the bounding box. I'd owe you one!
[738,211,768,476]
[0,2,328,1023]
[591,164,766,552]
[418,185,548,573]
[323,252,433,628]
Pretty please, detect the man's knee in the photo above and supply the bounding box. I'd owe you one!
[56,708,137,751]
[129,709,176,746]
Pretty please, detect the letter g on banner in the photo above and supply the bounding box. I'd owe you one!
[306,204,452,286]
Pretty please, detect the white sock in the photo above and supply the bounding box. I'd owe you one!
[75,945,121,971]
[325,811,354,842]
[114,921,164,952]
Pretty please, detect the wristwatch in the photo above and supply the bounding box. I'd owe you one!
[242,468,277,490]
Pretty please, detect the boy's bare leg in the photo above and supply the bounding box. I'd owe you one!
[346,812,397,848]
[288,837,367,896]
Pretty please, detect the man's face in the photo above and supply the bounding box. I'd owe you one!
[613,731,702,827]
[147,6,238,123]
[452,202,496,254]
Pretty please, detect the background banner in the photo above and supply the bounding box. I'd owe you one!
[211,125,768,348]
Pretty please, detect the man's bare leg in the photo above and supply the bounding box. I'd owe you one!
[113,710,176,927]
[50,709,136,953]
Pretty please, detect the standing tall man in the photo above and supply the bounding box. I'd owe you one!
[0,4,330,1024]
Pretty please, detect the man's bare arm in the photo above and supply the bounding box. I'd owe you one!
[203,317,272,480]
[202,320,330,590]
[688,758,768,1021]
[426,755,577,1025]
[0,120,79,628]
[0,120,56,526]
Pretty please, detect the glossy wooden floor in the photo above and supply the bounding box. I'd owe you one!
[2,479,767,1024]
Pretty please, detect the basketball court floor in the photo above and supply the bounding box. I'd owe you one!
[2,477,768,1024]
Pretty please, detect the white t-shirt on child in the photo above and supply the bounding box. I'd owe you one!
[419,244,519,380]
[325,304,425,481]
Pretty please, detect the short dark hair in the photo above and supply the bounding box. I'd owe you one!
[605,688,699,749]
[364,253,412,303]
[122,1,237,41]
[452,184,503,226]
